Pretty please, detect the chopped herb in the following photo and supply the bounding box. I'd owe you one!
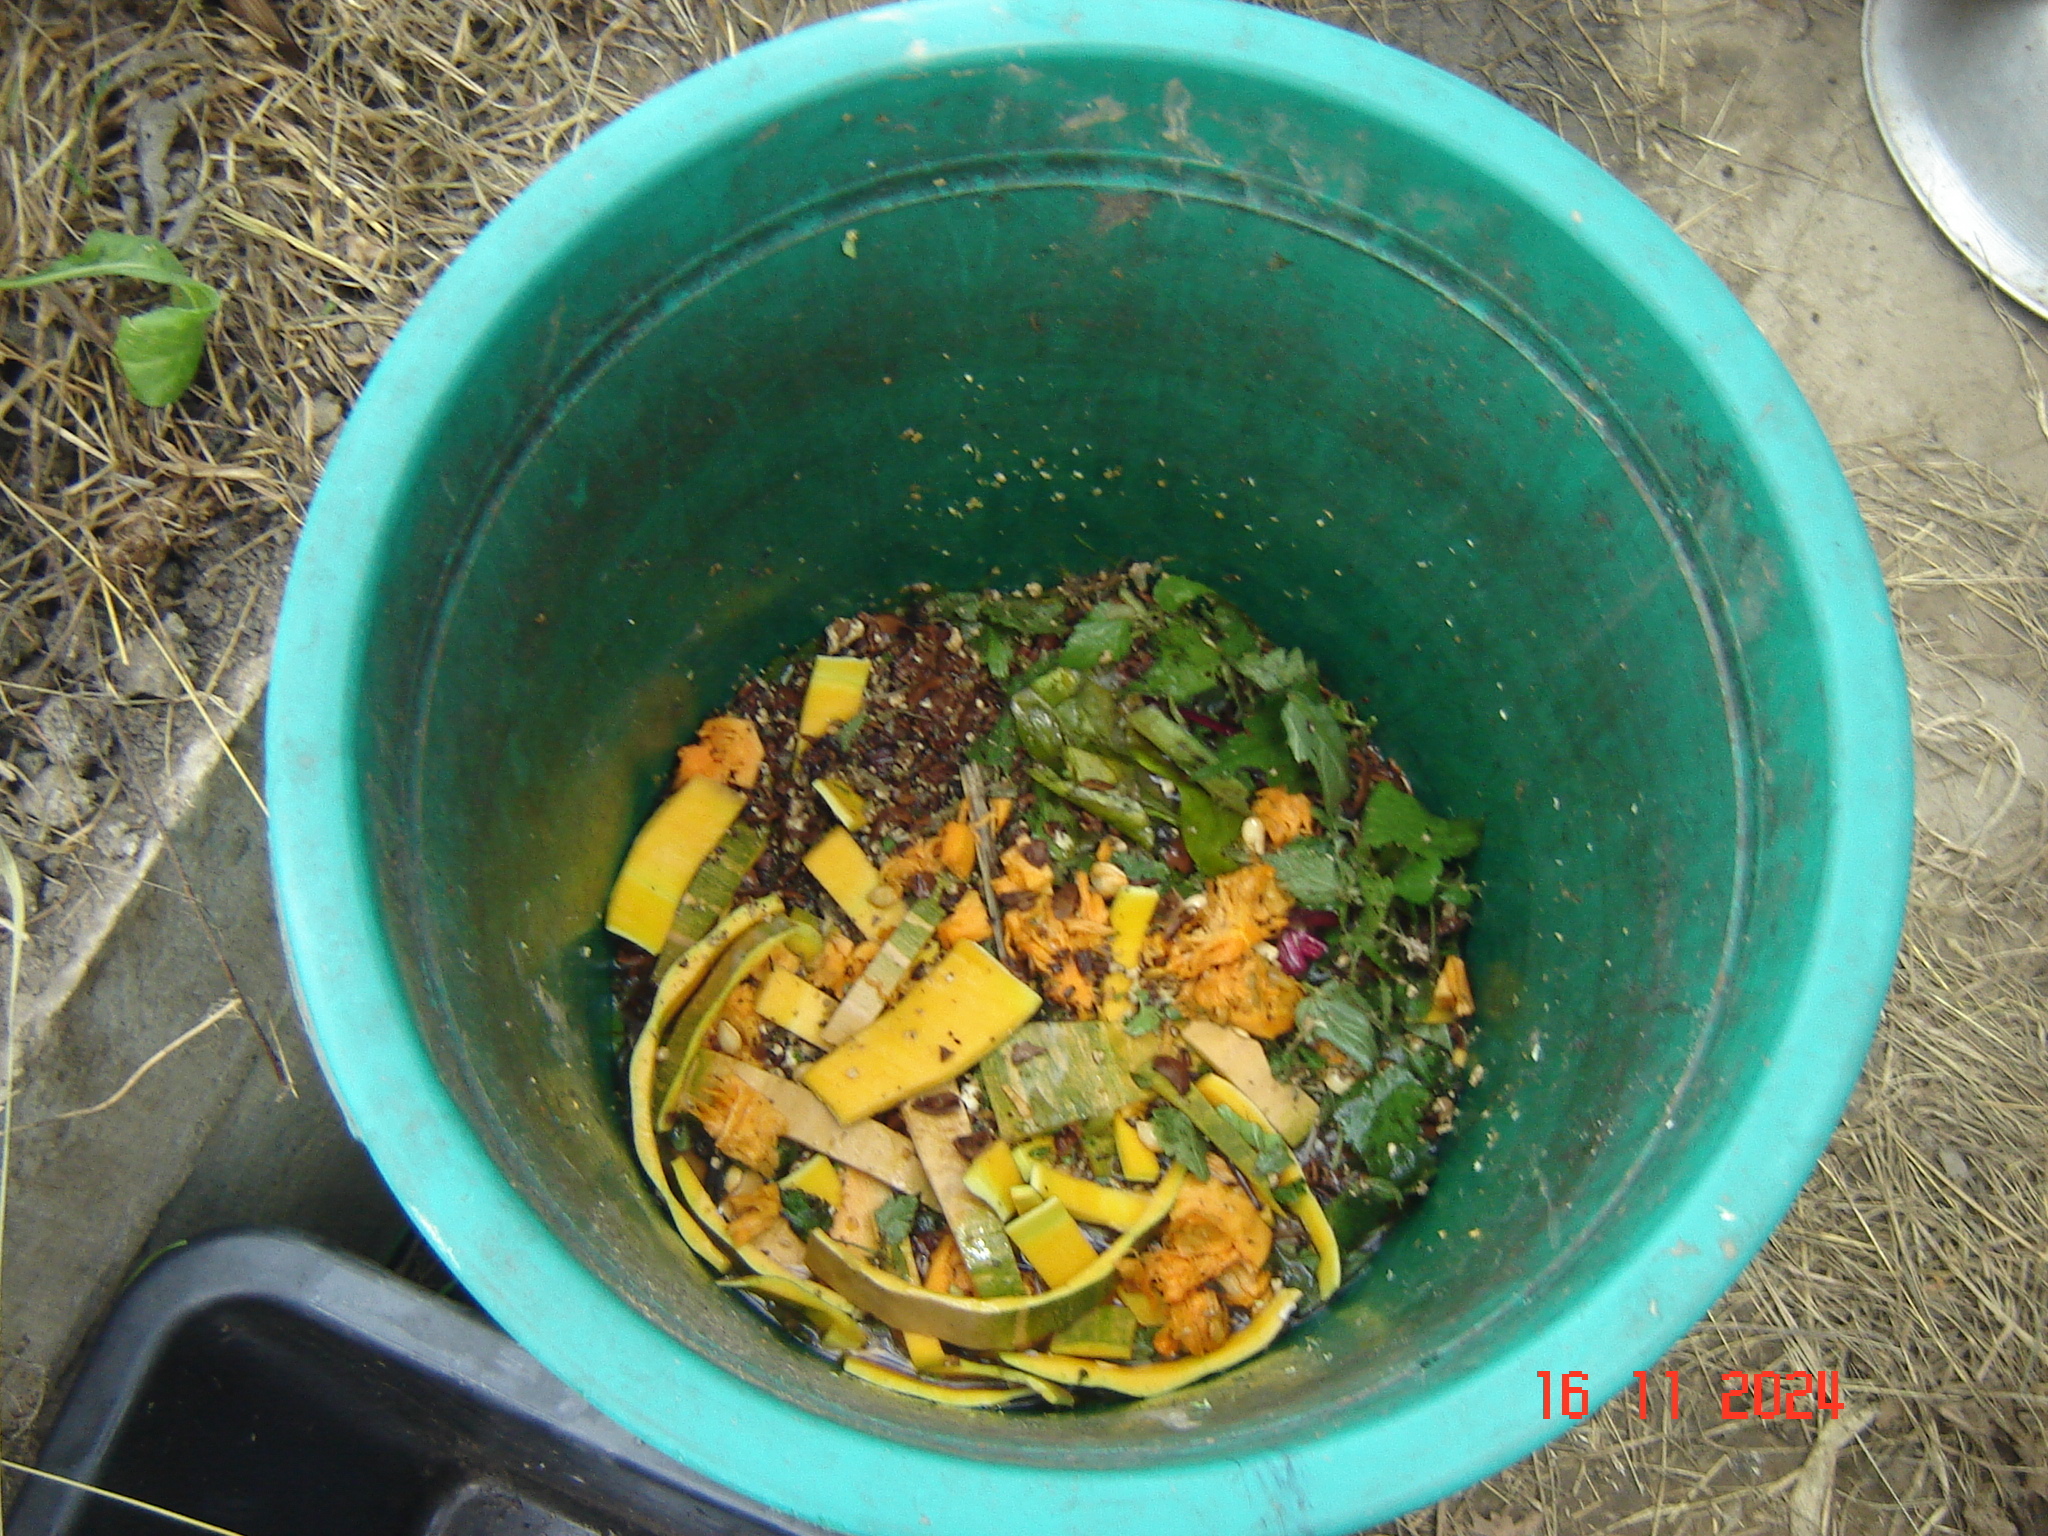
[1205,601,1263,661]
[1208,697,1306,787]
[1298,979,1381,1067]
[965,711,1020,767]
[1125,1003,1164,1036]
[977,629,1016,679]
[1057,603,1138,670]
[982,593,1070,635]
[1360,783,1483,859]
[1237,646,1313,694]
[1150,1104,1211,1180]
[1151,573,1217,611]
[780,1187,833,1237]
[1266,835,1350,907]
[1332,1066,1432,1185]
[1112,847,1173,884]
[1141,620,1227,702]
[874,1192,919,1251]
[1215,1104,1293,1180]
[1282,693,1352,816]
[1390,851,1444,904]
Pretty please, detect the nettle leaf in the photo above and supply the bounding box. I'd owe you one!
[1390,852,1444,904]
[1297,979,1380,1067]
[1282,693,1350,815]
[1151,573,1218,612]
[875,1192,919,1250]
[1236,646,1313,694]
[1150,1104,1211,1180]
[1265,835,1349,907]
[1360,783,1483,859]
[1057,603,1138,669]
[1140,620,1226,703]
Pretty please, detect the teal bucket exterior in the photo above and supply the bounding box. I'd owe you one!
[267,3,1912,1533]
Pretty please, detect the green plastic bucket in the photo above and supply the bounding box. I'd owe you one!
[267,2,1911,1530]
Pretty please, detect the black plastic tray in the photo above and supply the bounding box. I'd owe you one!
[14,1230,830,1536]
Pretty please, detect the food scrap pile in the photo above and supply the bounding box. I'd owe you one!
[607,564,1482,1408]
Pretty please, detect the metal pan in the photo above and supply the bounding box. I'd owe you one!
[1864,0,2048,320]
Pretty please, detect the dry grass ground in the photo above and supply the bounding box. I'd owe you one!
[2,2,2043,1533]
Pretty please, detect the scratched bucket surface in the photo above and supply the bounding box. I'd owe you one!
[267,4,1912,1532]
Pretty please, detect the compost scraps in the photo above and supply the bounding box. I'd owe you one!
[608,563,1483,1407]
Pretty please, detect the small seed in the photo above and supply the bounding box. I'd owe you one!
[868,882,902,906]
[715,1020,742,1055]
[1240,816,1268,855]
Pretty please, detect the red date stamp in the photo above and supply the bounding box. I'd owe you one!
[1537,1370,1843,1420]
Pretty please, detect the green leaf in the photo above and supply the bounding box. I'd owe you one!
[1126,704,1216,774]
[1324,1180,1405,1249]
[780,1187,833,1237]
[1390,852,1444,904]
[981,594,1069,635]
[1204,602,1263,661]
[1111,847,1173,885]
[1298,979,1381,1066]
[1331,1067,1432,1183]
[965,711,1019,768]
[875,1192,919,1251]
[1138,620,1226,703]
[1057,603,1138,670]
[1282,693,1351,815]
[1151,573,1217,611]
[1237,647,1313,693]
[1195,771,1250,816]
[1208,698,1306,787]
[926,591,982,624]
[1149,1104,1210,1180]
[114,300,216,406]
[1175,779,1243,878]
[1,233,221,407]
[1029,764,1150,838]
[1265,835,1349,907]
[1215,1105,1292,1180]
[976,628,1015,680]
[1360,783,1483,859]
[1124,1003,1164,1036]
[0,230,194,292]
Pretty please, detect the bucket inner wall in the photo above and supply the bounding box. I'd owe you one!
[351,52,1825,1463]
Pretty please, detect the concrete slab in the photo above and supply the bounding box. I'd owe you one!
[1,708,407,1451]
